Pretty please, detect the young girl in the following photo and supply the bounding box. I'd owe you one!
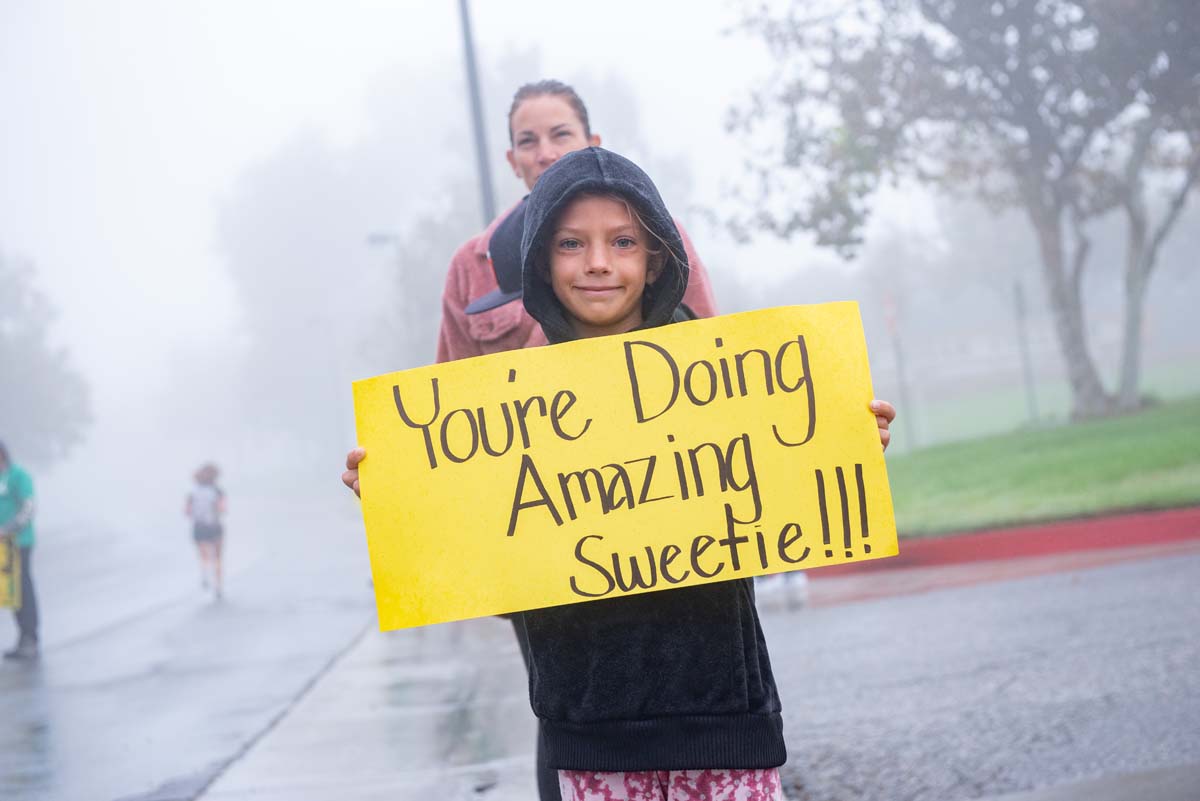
[185,463,226,600]
[442,79,721,801]
[343,148,896,800]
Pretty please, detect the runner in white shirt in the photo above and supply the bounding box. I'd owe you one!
[185,463,226,600]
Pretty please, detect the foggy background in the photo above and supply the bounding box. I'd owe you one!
[2,0,1198,575]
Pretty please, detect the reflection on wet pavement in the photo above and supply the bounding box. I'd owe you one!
[202,617,535,801]
[0,501,376,801]
[0,666,54,797]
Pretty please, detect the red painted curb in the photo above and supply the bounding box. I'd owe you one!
[810,506,1200,576]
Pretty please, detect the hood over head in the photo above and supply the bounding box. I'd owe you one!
[520,147,689,343]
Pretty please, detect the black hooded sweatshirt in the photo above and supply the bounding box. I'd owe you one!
[516,147,786,772]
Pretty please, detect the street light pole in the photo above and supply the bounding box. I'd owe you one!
[1013,280,1039,424]
[457,0,496,227]
[883,294,917,450]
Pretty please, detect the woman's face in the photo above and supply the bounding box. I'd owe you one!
[506,95,601,190]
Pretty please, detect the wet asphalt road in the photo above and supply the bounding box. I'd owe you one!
[2,520,1198,801]
[764,552,1200,800]
[203,551,1200,801]
[0,502,375,801]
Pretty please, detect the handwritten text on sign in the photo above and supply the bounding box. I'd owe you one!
[353,303,897,629]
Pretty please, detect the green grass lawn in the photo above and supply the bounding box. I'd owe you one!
[886,395,1200,537]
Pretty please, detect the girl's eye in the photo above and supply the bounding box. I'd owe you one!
[558,238,582,250]
[555,130,572,139]
[614,236,637,249]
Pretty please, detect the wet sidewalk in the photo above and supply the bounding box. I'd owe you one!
[199,617,537,801]
[196,506,1200,801]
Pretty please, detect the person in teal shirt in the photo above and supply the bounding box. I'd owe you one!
[0,441,39,660]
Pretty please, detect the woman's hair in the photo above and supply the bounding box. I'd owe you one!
[508,80,592,143]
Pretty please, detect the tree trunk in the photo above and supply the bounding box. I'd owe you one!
[1115,146,1199,410]
[1116,268,1147,410]
[1117,201,1149,410]
[1027,206,1114,419]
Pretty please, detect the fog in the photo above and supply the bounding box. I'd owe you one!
[2,0,1197,548]
[3,4,1200,799]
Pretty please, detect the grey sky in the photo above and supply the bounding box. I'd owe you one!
[1,0,792,384]
[2,1,822,529]
[0,0,932,379]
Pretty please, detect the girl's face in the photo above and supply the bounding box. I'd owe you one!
[547,195,661,339]
[507,95,601,190]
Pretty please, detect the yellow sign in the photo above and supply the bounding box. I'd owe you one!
[354,302,897,629]
[0,540,19,609]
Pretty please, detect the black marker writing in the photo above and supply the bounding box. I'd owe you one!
[624,335,816,450]
[393,376,593,470]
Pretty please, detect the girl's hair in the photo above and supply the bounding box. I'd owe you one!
[508,80,592,143]
[535,191,684,293]
[195,463,219,484]
[0,441,8,465]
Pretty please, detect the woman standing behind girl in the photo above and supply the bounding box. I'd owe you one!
[346,147,896,800]
[436,79,717,363]
[186,463,226,600]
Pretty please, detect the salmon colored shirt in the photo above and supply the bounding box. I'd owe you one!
[435,206,718,364]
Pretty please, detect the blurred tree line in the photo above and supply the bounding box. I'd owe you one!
[0,250,91,466]
[728,0,1199,419]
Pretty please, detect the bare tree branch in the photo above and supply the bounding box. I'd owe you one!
[1144,142,1200,280]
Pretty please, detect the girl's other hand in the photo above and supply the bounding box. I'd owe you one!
[342,447,366,498]
[870,400,896,451]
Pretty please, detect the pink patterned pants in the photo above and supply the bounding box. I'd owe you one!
[558,768,784,801]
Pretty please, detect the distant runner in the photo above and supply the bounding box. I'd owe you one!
[186,463,227,600]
